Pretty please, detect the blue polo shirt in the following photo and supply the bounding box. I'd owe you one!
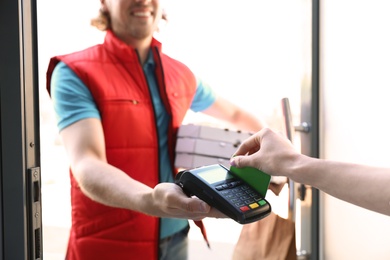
[51,51,216,239]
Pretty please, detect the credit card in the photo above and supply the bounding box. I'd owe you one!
[229,166,271,198]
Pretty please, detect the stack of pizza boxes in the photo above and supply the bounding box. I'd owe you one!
[174,124,252,170]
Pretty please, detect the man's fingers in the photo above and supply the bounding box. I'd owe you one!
[180,197,210,214]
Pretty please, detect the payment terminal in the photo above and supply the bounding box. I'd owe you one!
[175,164,271,224]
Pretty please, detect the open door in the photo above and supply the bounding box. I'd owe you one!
[34,0,319,258]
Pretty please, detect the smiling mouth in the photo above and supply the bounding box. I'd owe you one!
[132,11,153,17]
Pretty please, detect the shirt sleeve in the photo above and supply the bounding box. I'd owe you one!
[190,77,217,112]
[51,61,101,131]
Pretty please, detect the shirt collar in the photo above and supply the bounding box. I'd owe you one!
[144,49,155,69]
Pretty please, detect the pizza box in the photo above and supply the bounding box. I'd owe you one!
[178,124,252,145]
[175,137,237,159]
[175,153,230,169]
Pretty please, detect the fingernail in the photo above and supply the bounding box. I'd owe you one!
[200,202,209,212]
[230,158,236,166]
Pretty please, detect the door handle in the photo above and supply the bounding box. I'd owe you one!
[294,122,311,133]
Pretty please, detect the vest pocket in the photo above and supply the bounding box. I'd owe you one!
[99,99,156,148]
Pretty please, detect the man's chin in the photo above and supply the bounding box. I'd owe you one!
[129,26,155,39]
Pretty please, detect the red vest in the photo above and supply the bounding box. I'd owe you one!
[47,31,198,259]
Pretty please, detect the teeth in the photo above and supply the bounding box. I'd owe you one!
[133,12,150,17]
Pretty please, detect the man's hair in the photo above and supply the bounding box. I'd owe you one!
[91,9,110,31]
[90,9,168,31]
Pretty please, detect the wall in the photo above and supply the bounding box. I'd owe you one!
[320,1,390,259]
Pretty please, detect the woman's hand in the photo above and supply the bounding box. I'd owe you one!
[230,128,301,178]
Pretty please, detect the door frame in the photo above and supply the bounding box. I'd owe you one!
[0,0,42,259]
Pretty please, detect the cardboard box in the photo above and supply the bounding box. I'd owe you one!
[177,124,252,145]
[175,153,230,169]
[175,124,251,168]
[175,137,238,159]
